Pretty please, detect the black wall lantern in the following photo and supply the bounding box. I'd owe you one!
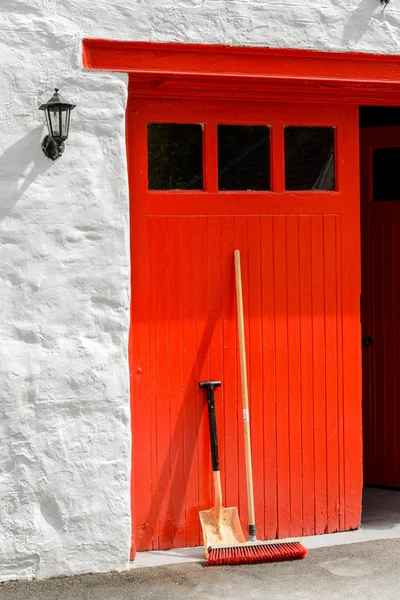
[39,88,76,160]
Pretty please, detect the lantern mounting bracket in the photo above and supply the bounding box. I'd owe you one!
[41,135,65,161]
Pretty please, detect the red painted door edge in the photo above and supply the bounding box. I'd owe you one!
[126,113,137,562]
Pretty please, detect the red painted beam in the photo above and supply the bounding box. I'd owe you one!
[83,39,400,85]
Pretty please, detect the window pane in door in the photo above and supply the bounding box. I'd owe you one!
[148,123,203,190]
[218,125,271,191]
[285,126,335,191]
[373,147,400,201]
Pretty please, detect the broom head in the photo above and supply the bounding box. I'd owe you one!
[207,540,308,566]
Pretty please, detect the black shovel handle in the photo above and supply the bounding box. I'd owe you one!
[199,381,221,472]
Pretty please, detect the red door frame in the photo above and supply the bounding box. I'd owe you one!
[82,40,400,559]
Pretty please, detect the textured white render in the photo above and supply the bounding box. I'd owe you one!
[0,0,399,584]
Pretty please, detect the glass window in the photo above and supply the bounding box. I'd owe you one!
[218,125,271,191]
[285,126,335,191]
[373,147,400,201]
[50,108,61,138]
[148,123,203,190]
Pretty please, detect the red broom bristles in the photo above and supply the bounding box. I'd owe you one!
[207,542,308,566]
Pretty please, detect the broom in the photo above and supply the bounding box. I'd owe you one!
[207,249,308,566]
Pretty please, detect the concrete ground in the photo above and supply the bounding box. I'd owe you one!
[1,488,400,599]
[1,539,400,600]
[132,486,400,568]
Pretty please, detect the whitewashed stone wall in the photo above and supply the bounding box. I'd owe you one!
[0,0,399,583]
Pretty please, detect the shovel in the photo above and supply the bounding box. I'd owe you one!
[199,381,245,557]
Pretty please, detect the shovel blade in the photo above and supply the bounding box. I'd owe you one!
[199,505,245,557]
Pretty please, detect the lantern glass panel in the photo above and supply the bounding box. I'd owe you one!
[44,110,52,137]
[61,108,71,139]
[50,108,61,138]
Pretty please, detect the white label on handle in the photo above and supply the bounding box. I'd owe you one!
[243,409,249,422]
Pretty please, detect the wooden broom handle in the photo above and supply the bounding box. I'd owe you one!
[234,249,256,538]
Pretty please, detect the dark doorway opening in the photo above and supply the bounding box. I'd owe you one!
[360,106,400,129]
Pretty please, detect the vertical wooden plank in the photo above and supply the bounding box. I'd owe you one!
[361,210,373,485]
[167,217,186,549]
[221,216,240,513]
[286,215,303,537]
[360,138,372,488]
[152,216,173,550]
[299,216,314,536]
[207,216,225,495]
[234,216,250,531]
[311,215,327,535]
[368,216,377,485]
[132,215,152,551]
[273,216,291,539]
[362,204,376,486]
[195,216,213,517]
[335,216,345,531]
[247,216,265,539]
[394,221,400,486]
[147,216,158,549]
[260,216,277,540]
[383,220,396,486]
[181,217,200,547]
[324,215,339,533]
[372,221,385,484]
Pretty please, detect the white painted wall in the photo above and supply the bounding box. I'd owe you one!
[0,0,399,583]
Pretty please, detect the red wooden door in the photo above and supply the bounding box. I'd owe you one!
[361,126,400,488]
[128,97,362,554]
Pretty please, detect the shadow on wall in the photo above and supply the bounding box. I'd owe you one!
[342,0,384,45]
[0,126,52,222]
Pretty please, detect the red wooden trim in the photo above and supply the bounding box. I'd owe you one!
[83,39,400,104]
[271,124,285,193]
[204,122,218,193]
[83,39,400,83]
[145,193,344,216]
[133,97,341,125]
